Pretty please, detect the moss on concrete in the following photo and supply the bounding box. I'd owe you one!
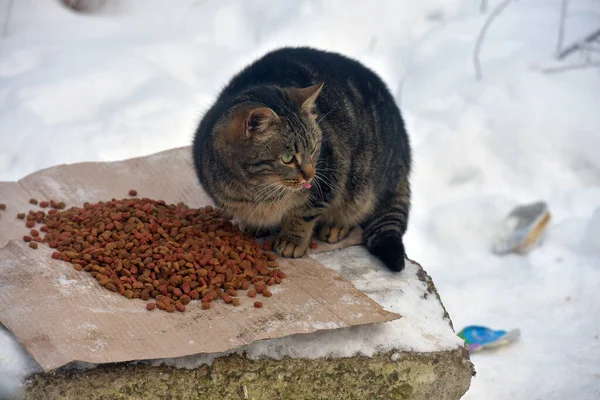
[25,348,474,400]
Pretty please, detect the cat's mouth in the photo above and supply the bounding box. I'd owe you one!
[283,180,312,190]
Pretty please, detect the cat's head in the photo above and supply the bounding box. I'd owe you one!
[215,83,324,193]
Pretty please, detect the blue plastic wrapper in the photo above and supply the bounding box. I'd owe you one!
[458,325,521,352]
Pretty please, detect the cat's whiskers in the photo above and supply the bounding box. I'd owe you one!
[273,185,291,230]
[312,172,336,209]
[248,180,294,231]
[314,167,338,190]
[253,181,280,199]
[252,188,276,207]
[248,182,277,227]
[313,177,332,197]
[255,181,290,203]
[312,175,326,196]
[315,171,335,190]
[256,185,289,232]
[313,176,325,202]
[245,182,284,226]
[311,162,333,199]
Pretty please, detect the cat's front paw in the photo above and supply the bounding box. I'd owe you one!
[318,223,353,243]
[274,235,309,258]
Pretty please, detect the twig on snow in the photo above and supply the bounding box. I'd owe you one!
[584,46,600,54]
[61,0,107,13]
[2,0,15,38]
[556,0,569,57]
[540,62,600,74]
[473,0,515,81]
[558,28,600,60]
[480,0,488,14]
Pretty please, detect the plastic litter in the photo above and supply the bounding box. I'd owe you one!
[492,201,551,255]
[458,325,521,352]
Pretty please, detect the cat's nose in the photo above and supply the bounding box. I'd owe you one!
[300,165,315,181]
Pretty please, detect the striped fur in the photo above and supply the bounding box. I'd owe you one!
[192,47,412,272]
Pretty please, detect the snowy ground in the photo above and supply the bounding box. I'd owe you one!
[1,0,600,399]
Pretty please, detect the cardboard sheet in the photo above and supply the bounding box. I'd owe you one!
[0,146,400,372]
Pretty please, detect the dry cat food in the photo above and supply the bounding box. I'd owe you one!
[18,196,285,313]
[0,203,6,210]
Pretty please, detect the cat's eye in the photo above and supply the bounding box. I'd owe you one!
[281,154,294,164]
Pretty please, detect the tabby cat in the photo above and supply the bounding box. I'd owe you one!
[192,47,411,272]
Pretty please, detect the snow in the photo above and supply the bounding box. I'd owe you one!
[0,326,39,400]
[1,0,600,399]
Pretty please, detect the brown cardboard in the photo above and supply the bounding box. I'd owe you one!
[0,146,399,372]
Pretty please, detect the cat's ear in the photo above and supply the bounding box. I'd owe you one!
[242,107,279,141]
[285,83,324,117]
[226,106,278,144]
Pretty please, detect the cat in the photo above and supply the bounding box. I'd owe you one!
[192,47,411,272]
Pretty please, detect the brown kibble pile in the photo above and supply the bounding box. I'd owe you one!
[0,203,6,210]
[18,197,285,313]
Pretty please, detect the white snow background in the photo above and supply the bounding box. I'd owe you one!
[1,0,600,399]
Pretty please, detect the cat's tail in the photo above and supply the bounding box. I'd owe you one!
[362,179,410,272]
